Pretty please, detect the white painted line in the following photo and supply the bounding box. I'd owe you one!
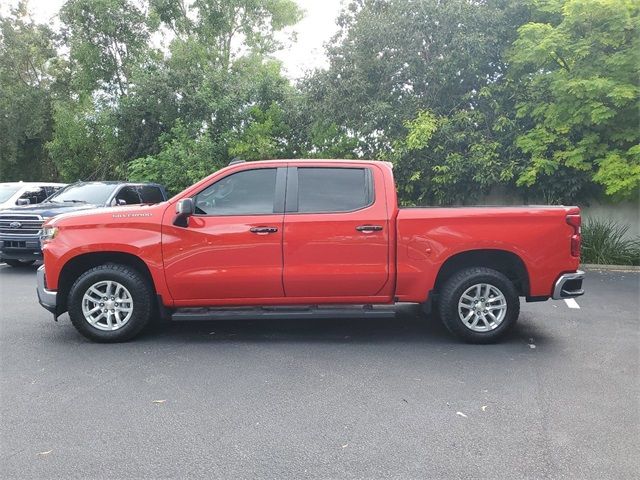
[564,298,580,309]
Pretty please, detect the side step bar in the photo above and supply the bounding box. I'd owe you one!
[171,305,397,322]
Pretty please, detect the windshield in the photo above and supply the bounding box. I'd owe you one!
[48,183,117,205]
[0,185,22,203]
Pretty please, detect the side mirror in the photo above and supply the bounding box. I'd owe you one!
[174,198,194,227]
[116,198,127,206]
[17,198,31,206]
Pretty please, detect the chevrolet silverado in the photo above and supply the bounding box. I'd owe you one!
[36,160,584,343]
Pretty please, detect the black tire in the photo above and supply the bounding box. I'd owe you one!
[67,263,153,342]
[438,267,520,344]
[4,259,36,267]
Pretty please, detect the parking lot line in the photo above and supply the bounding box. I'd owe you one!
[564,298,580,309]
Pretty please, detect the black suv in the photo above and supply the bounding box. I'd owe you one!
[0,181,167,267]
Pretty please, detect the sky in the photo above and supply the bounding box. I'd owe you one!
[3,0,344,79]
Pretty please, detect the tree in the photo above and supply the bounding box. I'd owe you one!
[301,0,530,204]
[128,120,220,194]
[0,2,59,181]
[47,97,124,181]
[125,0,303,190]
[509,0,640,201]
[59,0,151,97]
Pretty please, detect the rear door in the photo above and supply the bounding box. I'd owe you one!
[282,165,390,298]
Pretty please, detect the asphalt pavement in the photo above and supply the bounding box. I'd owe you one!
[0,264,638,479]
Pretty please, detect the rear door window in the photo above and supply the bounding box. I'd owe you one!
[295,168,373,213]
[114,186,142,205]
[138,186,165,203]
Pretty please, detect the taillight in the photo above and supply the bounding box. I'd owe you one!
[566,214,581,257]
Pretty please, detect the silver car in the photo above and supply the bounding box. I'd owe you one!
[0,182,67,210]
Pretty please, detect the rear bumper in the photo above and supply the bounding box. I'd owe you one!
[552,270,585,299]
[36,265,57,314]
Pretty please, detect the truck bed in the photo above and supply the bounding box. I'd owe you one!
[394,205,580,301]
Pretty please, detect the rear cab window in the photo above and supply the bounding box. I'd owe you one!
[114,186,142,205]
[138,186,165,204]
[290,167,374,213]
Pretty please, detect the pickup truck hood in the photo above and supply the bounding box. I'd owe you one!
[47,202,167,226]
[0,202,99,218]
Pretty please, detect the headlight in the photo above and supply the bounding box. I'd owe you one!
[40,226,59,242]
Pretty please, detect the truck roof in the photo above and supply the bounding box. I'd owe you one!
[230,159,391,166]
[0,181,66,186]
[67,181,165,187]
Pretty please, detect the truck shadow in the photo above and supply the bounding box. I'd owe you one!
[0,263,41,274]
[139,308,552,348]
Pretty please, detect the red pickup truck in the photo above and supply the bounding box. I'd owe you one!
[37,159,584,343]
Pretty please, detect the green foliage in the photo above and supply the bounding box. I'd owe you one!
[0,2,58,180]
[509,0,640,200]
[51,0,301,192]
[128,121,222,195]
[46,98,123,181]
[60,0,150,96]
[150,0,302,69]
[305,122,359,159]
[404,111,439,152]
[1,0,638,207]
[302,0,531,204]
[228,104,288,160]
[581,218,640,265]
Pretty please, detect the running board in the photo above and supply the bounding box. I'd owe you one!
[170,305,397,322]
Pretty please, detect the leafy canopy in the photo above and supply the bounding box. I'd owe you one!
[509,0,640,200]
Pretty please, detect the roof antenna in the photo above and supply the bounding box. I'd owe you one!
[228,157,245,166]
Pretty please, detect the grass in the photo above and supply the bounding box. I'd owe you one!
[581,218,640,266]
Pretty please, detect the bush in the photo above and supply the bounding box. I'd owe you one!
[581,218,640,266]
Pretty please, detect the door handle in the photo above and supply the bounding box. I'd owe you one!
[356,225,383,233]
[250,226,278,234]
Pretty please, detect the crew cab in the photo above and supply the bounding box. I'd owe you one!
[1,181,167,267]
[36,160,584,343]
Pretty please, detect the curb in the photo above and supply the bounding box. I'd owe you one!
[581,263,640,272]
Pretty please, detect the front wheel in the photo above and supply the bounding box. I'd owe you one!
[438,267,520,344]
[67,263,153,342]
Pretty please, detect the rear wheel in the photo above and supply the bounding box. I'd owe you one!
[68,263,153,342]
[4,259,36,267]
[438,267,520,343]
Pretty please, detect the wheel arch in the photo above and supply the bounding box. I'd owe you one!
[433,249,530,297]
[57,252,156,314]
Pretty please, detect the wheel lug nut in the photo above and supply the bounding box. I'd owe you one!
[100,303,104,307]
[103,309,107,313]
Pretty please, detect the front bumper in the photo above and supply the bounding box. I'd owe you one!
[0,237,42,261]
[36,265,57,314]
[552,270,585,299]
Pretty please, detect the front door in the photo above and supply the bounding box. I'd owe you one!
[162,167,286,304]
[282,166,390,298]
